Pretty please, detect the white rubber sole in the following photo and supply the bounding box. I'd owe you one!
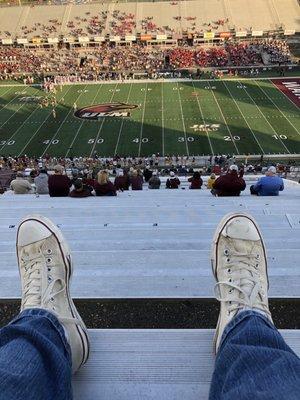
[17,214,90,371]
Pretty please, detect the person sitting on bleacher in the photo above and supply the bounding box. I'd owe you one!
[114,171,129,191]
[143,166,153,183]
[0,213,298,400]
[94,170,117,196]
[206,173,216,189]
[10,171,33,195]
[48,165,71,197]
[34,169,49,195]
[130,170,143,190]
[250,166,284,196]
[211,164,246,196]
[166,171,180,189]
[188,171,203,189]
[69,179,93,198]
[148,171,161,189]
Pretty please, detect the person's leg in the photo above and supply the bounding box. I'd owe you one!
[250,185,259,195]
[0,215,90,400]
[209,213,300,400]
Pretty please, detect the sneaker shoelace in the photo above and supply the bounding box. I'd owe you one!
[21,252,81,325]
[214,251,271,317]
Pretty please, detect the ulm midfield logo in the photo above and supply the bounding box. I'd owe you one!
[74,103,138,120]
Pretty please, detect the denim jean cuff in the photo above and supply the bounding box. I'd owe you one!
[10,308,71,357]
[218,309,276,352]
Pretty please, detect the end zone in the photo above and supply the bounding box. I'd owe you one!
[272,78,300,108]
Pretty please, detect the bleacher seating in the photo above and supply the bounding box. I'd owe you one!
[0,177,299,398]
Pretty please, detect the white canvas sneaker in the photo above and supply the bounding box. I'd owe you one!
[16,215,89,373]
[211,212,272,353]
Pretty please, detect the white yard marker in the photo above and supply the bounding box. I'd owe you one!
[138,83,148,157]
[176,82,189,156]
[65,83,104,157]
[114,83,133,156]
[208,81,239,154]
[222,81,265,154]
[17,86,73,157]
[255,80,300,138]
[192,81,214,155]
[90,83,119,157]
[242,81,291,153]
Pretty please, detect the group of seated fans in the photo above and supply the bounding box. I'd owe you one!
[4,162,285,197]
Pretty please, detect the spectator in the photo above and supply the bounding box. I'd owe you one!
[34,169,49,195]
[188,171,203,189]
[166,171,180,189]
[207,173,216,189]
[114,171,129,191]
[250,166,284,196]
[69,179,93,198]
[148,171,161,189]
[143,166,153,182]
[94,170,116,196]
[211,165,246,196]
[48,165,71,197]
[10,171,33,194]
[130,170,143,190]
[212,164,221,175]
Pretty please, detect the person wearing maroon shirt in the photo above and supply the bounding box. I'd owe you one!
[94,170,117,196]
[130,170,143,190]
[69,179,93,198]
[211,165,246,197]
[166,171,180,189]
[114,171,129,191]
[188,171,203,189]
[48,165,71,197]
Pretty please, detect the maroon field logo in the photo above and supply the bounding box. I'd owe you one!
[74,103,138,120]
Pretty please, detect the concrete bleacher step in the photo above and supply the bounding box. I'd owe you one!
[72,329,300,400]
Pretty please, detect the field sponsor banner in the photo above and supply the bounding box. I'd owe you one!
[125,35,136,41]
[220,32,231,38]
[1,38,13,45]
[272,79,300,108]
[110,36,121,42]
[48,38,59,44]
[74,103,138,120]
[236,31,247,37]
[204,32,215,39]
[251,30,263,37]
[78,36,90,43]
[284,30,295,36]
[140,34,152,41]
[17,38,28,44]
[94,36,105,42]
[156,34,167,40]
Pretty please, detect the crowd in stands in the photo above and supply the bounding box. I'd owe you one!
[0,153,288,197]
[0,39,293,79]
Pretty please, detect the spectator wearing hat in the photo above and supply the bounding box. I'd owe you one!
[114,171,129,191]
[211,165,246,196]
[148,171,161,189]
[207,173,216,189]
[34,169,49,195]
[250,166,284,196]
[166,171,180,189]
[130,170,143,190]
[69,179,93,198]
[48,165,71,197]
[188,171,203,189]
[10,171,33,194]
[94,170,116,196]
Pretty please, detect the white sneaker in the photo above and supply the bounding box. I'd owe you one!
[211,212,272,353]
[16,215,89,373]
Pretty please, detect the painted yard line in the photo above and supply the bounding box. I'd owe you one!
[176,82,189,156]
[240,81,290,154]
[222,81,265,154]
[208,81,239,154]
[65,83,104,157]
[41,85,89,157]
[255,80,300,137]
[191,81,214,155]
[161,82,165,157]
[17,86,73,157]
[114,82,133,156]
[0,86,27,113]
[0,100,28,132]
[0,94,49,152]
[89,83,119,157]
[0,86,16,111]
[138,82,148,157]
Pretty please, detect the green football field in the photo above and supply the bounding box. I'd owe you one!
[0,78,299,157]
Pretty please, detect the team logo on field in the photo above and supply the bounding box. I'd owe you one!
[74,103,138,120]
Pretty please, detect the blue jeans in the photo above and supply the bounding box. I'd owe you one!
[210,310,300,400]
[0,309,299,400]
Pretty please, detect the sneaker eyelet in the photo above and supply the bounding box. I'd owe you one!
[47,267,51,272]
[229,288,233,293]
[226,258,230,263]
[224,249,229,256]
[255,264,259,269]
[228,278,232,282]
[256,254,260,260]
[47,249,52,254]
[227,310,231,316]
[227,268,231,274]
[48,276,52,282]
[50,297,54,302]
[47,258,52,263]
